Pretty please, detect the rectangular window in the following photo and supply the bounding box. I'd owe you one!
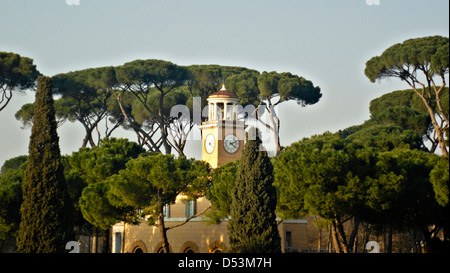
[185,199,196,218]
[114,233,122,253]
[286,231,292,247]
[163,204,170,218]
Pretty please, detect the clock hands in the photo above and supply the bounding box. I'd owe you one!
[205,134,215,153]
[229,141,237,148]
[224,138,238,153]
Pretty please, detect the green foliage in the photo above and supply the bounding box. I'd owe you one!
[205,160,239,224]
[253,71,322,154]
[372,106,430,135]
[14,103,35,128]
[225,71,260,106]
[108,154,211,225]
[364,36,449,157]
[365,36,449,83]
[0,51,40,111]
[273,133,375,221]
[115,59,189,154]
[257,71,322,106]
[345,124,424,151]
[16,76,72,253]
[79,181,133,230]
[0,157,27,240]
[228,135,281,253]
[274,128,449,251]
[369,87,449,137]
[186,64,224,100]
[365,150,443,230]
[0,155,27,176]
[116,59,187,90]
[0,139,141,241]
[72,138,146,230]
[367,87,449,153]
[0,138,145,242]
[429,156,450,207]
[339,88,450,153]
[369,89,427,115]
[186,65,256,101]
[51,67,119,147]
[15,60,322,156]
[68,137,146,185]
[15,99,76,128]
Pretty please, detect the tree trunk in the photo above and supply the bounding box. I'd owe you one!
[331,222,341,253]
[0,89,13,112]
[327,225,332,253]
[410,86,448,157]
[348,218,360,253]
[267,104,281,155]
[158,213,170,253]
[81,128,95,148]
[335,218,349,253]
[159,93,171,155]
[409,229,420,253]
[352,233,359,253]
[317,228,321,252]
[386,226,393,253]
[121,223,126,253]
[101,229,110,253]
[113,90,161,152]
[433,79,449,126]
[91,228,98,253]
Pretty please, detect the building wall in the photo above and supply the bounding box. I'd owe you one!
[123,219,229,253]
[121,196,308,253]
[280,221,309,253]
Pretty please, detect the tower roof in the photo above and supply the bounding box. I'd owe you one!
[208,84,238,99]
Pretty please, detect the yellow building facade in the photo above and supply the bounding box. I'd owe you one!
[112,85,308,253]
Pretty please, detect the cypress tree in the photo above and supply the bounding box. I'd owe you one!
[17,76,72,253]
[228,132,281,253]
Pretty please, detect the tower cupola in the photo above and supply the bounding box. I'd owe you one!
[206,84,239,121]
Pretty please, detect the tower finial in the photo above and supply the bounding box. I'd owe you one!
[221,84,226,90]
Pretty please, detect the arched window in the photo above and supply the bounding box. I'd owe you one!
[129,240,147,253]
[133,247,144,253]
[180,241,199,253]
[157,247,166,253]
[211,248,222,253]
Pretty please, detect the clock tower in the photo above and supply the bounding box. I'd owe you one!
[199,85,245,168]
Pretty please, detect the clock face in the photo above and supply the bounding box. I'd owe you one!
[223,134,239,153]
[205,134,215,154]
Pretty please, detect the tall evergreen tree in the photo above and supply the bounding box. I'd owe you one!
[17,76,72,253]
[228,132,281,253]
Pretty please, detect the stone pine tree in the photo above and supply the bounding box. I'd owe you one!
[228,131,281,253]
[17,76,72,253]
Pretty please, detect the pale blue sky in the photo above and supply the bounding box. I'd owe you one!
[1,0,449,165]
